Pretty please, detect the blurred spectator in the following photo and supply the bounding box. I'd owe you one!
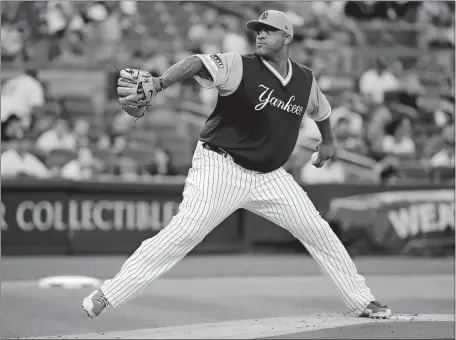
[1,1,454,184]
[418,1,455,49]
[142,53,171,77]
[116,156,140,182]
[30,109,57,141]
[1,137,50,178]
[188,12,209,44]
[381,118,415,158]
[333,116,368,154]
[1,114,25,143]
[300,157,346,184]
[1,20,23,63]
[364,104,393,159]
[331,93,364,136]
[344,1,392,21]
[46,148,77,176]
[432,96,455,129]
[359,57,400,104]
[389,1,421,23]
[430,125,455,167]
[88,2,123,62]
[46,2,68,37]
[378,158,401,185]
[61,142,101,181]
[73,118,91,146]
[98,108,132,154]
[54,29,87,64]
[36,117,77,153]
[145,143,176,176]
[1,68,45,127]
[222,17,250,54]
[201,20,225,54]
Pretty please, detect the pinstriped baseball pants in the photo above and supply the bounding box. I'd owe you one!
[101,141,375,316]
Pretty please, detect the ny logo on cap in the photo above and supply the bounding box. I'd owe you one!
[260,11,269,20]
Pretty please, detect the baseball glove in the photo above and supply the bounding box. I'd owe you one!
[117,68,158,119]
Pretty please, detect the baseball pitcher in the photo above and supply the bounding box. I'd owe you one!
[83,10,391,320]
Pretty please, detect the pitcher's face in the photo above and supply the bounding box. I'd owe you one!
[254,24,289,57]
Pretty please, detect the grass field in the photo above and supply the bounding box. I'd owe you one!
[1,255,454,339]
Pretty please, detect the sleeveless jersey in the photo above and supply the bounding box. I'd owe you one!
[199,54,313,173]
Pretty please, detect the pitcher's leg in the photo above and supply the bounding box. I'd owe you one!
[101,205,223,307]
[249,169,375,316]
[99,151,250,308]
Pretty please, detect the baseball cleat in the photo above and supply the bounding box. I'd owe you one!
[360,300,392,319]
[82,289,110,318]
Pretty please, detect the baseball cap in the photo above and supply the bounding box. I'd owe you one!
[246,10,294,38]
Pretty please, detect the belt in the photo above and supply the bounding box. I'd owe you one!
[202,142,232,160]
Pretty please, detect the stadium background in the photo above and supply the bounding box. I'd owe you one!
[1,0,455,184]
[1,0,454,255]
[0,1,455,339]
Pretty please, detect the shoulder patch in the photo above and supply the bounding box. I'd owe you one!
[210,55,224,69]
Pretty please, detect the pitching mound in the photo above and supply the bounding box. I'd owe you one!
[24,313,454,339]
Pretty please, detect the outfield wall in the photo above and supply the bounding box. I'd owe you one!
[1,179,453,256]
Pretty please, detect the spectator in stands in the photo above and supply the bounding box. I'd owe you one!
[344,1,392,21]
[359,57,400,105]
[364,104,393,160]
[73,118,91,146]
[30,108,57,141]
[1,17,23,63]
[389,1,421,23]
[1,114,24,143]
[222,17,250,54]
[418,1,455,49]
[378,159,401,185]
[432,96,455,129]
[1,136,50,178]
[36,117,77,154]
[331,93,364,136]
[116,156,140,182]
[54,29,87,64]
[187,12,209,45]
[145,142,176,176]
[430,125,455,167]
[381,117,416,159]
[61,141,102,181]
[333,116,368,155]
[201,21,226,54]
[300,156,346,184]
[98,108,131,154]
[1,68,45,128]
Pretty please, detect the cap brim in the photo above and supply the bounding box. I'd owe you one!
[246,20,278,32]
